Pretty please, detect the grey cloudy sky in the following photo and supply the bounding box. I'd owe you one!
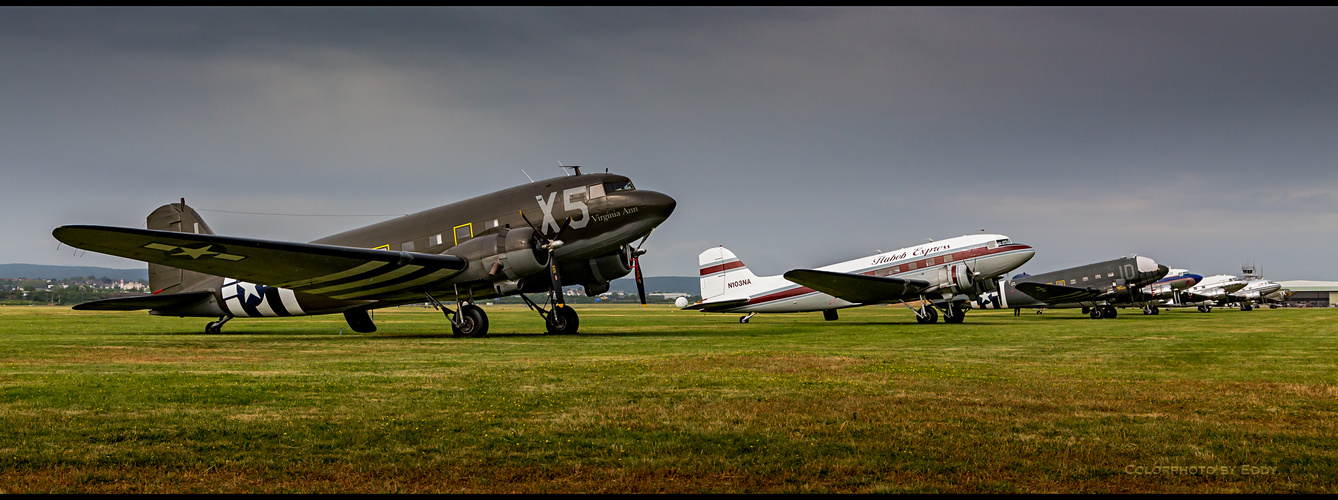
[4,7,1336,281]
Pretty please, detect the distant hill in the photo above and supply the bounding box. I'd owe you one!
[0,264,148,282]
[606,276,698,295]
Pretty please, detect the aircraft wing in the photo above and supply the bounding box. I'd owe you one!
[71,291,216,311]
[1014,282,1103,304]
[782,269,931,304]
[53,225,468,297]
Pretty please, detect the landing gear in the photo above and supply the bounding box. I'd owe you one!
[739,312,756,324]
[1142,305,1160,315]
[452,304,489,338]
[425,292,490,338]
[1090,305,1117,319]
[943,304,966,324]
[205,315,232,335]
[1240,304,1253,311]
[915,304,938,324]
[545,304,579,335]
[518,292,581,335]
[1197,305,1212,313]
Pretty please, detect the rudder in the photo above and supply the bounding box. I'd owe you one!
[146,199,220,294]
[698,246,758,300]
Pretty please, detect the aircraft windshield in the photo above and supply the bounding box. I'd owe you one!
[604,180,635,193]
[996,238,1011,245]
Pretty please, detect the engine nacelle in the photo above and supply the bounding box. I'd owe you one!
[442,227,548,284]
[948,263,974,293]
[589,245,634,282]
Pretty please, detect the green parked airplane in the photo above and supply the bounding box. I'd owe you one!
[52,167,676,337]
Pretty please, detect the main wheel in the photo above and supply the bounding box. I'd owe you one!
[1104,306,1117,319]
[205,321,223,335]
[452,304,489,338]
[546,305,580,335]
[915,306,938,324]
[1090,307,1105,319]
[943,305,966,324]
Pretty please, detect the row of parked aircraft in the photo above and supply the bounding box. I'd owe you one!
[684,238,1286,323]
[51,168,1288,335]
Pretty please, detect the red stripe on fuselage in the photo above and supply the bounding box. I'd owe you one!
[737,243,1032,308]
[745,285,817,306]
[699,260,746,276]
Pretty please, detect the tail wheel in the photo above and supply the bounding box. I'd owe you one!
[545,305,580,335]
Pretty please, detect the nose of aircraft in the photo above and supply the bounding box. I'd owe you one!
[1184,274,1203,286]
[633,190,677,223]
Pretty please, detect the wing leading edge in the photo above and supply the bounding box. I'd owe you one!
[53,225,468,300]
[782,269,931,304]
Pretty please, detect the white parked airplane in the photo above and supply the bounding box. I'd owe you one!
[1164,274,1249,312]
[1229,279,1284,310]
[682,234,1035,324]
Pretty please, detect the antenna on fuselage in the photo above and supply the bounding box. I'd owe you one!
[559,164,582,176]
[522,169,535,183]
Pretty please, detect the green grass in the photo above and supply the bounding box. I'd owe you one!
[0,304,1334,493]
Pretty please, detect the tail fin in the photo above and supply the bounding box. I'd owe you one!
[698,246,759,300]
[146,199,220,294]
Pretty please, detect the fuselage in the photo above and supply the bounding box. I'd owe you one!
[1141,268,1203,300]
[971,256,1168,310]
[703,234,1034,313]
[180,173,676,318]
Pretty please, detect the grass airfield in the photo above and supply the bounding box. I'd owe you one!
[0,303,1334,493]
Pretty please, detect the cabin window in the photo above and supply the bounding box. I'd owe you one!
[1082,277,1088,282]
[430,234,443,246]
[453,223,473,245]
[402,241,415,252]
[588,183,606,199]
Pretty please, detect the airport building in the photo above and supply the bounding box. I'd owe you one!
[1276,281,1338,307]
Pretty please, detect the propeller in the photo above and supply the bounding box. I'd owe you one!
[519,210,572,307]
[631,230,653,306]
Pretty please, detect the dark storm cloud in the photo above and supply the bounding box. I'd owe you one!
[4,7,1337,281]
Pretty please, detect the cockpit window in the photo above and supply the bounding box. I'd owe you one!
[996,238,1011,246]
[603,180,635,193]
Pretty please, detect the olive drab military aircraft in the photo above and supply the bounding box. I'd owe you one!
[967,256,1170,318]
[51,167,676,337]
[683,234,1035,324]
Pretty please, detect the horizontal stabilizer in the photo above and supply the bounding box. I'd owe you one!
[782,269,930,304]
[681,297,751,312]
[52,225,468,298]
[1014,282,1102,304]
[72,291,215,311]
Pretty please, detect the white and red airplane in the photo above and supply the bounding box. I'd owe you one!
[682,234,1034,324]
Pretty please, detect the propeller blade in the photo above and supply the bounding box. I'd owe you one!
[633,256,646,306]
[548,260,565,307]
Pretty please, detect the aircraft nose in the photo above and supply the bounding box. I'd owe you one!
[1186,274,1203,285]
[635,190,677,222]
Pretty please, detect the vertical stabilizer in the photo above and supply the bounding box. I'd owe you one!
[146,200,220,294]
[698,247,758,300]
